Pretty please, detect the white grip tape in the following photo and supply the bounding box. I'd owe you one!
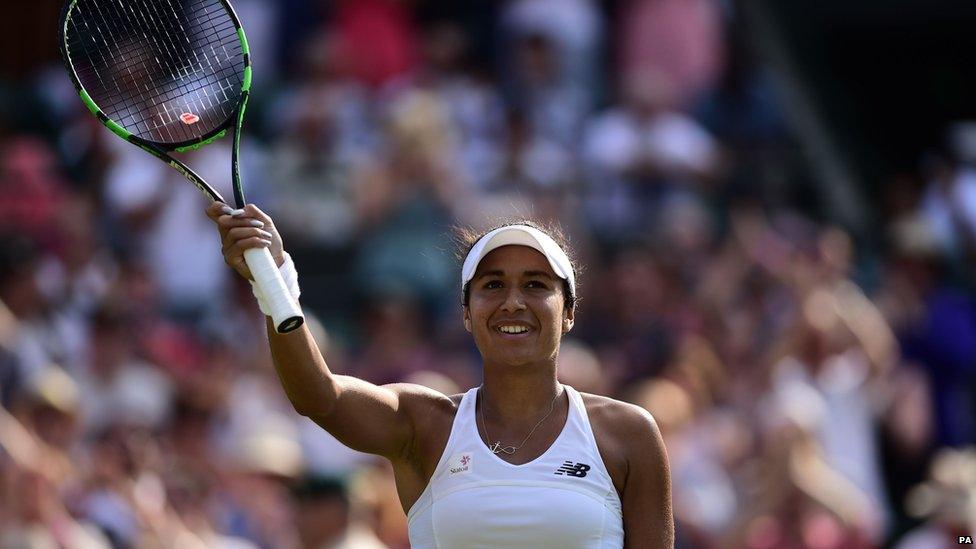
[244,247,304,332]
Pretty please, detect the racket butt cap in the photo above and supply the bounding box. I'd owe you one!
[277,316,304,333]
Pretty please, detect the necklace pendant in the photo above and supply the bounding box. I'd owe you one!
[488,442,518,455]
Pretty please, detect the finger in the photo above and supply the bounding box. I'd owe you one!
[223,226,274,248]
[243,203,274,226]
[231,255,251,279]
[217,214,265,230]
[206,201,233,221]
[219,244,252,278]
[226,236,272,258]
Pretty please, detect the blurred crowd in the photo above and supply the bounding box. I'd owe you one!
[1,0,975,547]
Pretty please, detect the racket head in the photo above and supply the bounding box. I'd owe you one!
[59,0,251,153]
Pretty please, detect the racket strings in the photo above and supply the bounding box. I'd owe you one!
[64,0,244,144]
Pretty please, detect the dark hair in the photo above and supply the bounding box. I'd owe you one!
[454,219,579,309]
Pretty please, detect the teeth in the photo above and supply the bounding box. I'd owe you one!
[499,326,529,334]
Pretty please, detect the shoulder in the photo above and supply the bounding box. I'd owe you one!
[580,392,667,473]
[383,384,468,468]
[383,383,464,421]
[582,392,674,545]
[581,392,661,441]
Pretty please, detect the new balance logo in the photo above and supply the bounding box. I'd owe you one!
[554,461,590,477]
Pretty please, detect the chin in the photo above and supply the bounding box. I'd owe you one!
[495,352,548,368]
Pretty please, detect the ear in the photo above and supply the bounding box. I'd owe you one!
[562,305,575,334]
[462,306,472,333]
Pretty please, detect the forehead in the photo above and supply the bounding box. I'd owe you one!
[473,245,554,277]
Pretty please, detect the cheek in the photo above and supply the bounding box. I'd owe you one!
[544,295,567,322]
[467,300,491,329]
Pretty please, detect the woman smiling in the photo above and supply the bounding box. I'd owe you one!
[208,203,674,548]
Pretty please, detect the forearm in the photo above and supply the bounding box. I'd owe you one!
[265,318,420,458]
[207,202,413,455]
[266,318,340,417]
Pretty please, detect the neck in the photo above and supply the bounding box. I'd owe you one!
[480,363,561,423]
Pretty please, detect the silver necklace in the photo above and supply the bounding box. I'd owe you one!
[477,385,561,455]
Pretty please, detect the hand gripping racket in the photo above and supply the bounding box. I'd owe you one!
[59,0,303,332]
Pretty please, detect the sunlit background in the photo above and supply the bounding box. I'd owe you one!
[1,1,975,547]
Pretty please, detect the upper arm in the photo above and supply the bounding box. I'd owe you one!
[265,322,453,463]
[303,376,450,461]
[618,405,674,549]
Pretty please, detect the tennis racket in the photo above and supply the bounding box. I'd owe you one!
[59,0,303,332]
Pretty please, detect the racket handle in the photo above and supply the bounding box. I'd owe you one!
[244,247,305,333]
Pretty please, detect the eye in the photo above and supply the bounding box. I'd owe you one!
[525,280,548,289]
[483,280,503,289]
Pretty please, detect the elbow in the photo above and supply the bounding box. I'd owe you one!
[281,371,342,420]
[291,401,313,418]
[289,387,339,419]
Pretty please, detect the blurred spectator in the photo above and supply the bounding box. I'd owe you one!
[582,71,722,238]
[267,33,374,247]
[77,305,174,435]
[102,142,238,321]
[885,218,976,448]
[330,0,421,88]
[350,91,463,307]
[618,0,726,109]
[919,152,976,263]
[352,295,441,385]
[0,138,68,252]
[292,475,388,549]
[0,236,75,388]
[557,338,611,395]
[507,32,589,146]
[388,20,507,193]
[898,446,976,548]
[501,0,603,109]
[494,108,575,193]
[631,377,738,543]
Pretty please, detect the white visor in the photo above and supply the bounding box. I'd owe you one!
[460,225,575,297]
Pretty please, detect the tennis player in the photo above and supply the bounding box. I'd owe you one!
[207,202,674,548]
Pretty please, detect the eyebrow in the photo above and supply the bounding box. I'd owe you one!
[473,270,556,281]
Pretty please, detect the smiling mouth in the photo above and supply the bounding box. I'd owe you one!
[496,325,531,335]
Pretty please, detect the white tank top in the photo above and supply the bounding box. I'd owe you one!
[407,385,624,548]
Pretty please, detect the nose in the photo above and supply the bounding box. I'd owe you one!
[500,287,526,312]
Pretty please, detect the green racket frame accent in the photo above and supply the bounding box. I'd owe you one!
[59,0,253,201]
[59,0,304,334]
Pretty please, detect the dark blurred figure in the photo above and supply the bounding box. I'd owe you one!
[508,32,587,146]
[897,447,976,549]
[291,475,388,549]
[884,215,976,448]
[351,294,439,385]
[0,138,68,252]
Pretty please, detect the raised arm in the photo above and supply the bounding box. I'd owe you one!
[206,202,439,460]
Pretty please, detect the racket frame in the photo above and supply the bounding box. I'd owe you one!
[58,0,254,202]
[58,0,304,333]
